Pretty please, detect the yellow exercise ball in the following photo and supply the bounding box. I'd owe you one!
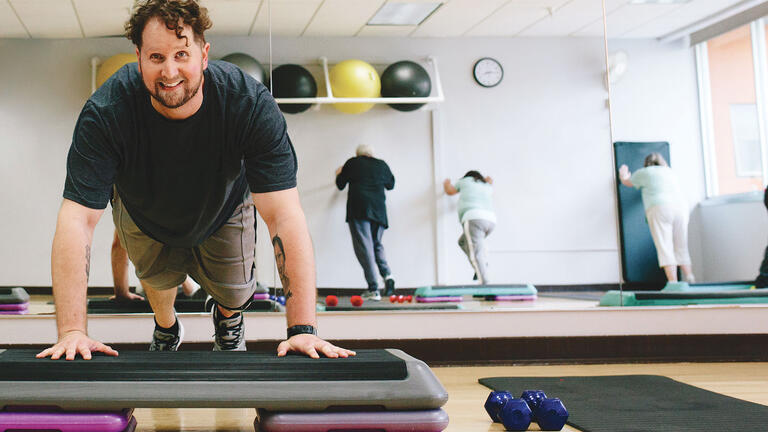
[96,53,137,88]
[330,59,381,114]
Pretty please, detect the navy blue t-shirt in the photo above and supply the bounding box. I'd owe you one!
[64,60,297,247]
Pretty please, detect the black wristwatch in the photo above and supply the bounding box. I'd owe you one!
[287,325,317,338]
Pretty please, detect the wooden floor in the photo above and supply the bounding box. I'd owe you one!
[130,362,768,431]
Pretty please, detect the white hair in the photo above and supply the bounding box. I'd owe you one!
[356,144,374,157]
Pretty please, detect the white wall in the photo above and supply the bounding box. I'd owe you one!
[0,34,621,288]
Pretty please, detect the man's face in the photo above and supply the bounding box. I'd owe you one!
[136,18,209,110]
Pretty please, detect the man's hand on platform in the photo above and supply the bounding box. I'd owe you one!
[36,330,119,360]
[277,334,356,359]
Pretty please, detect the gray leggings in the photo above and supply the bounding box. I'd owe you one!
[349,219,391,291]
[458,219,495,284]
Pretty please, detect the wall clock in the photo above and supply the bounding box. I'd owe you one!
[473,57,503,88]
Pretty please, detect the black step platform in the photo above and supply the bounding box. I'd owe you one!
[87,297,275,313]
[0,349,447,411]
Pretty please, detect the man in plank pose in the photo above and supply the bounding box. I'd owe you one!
[38,0,353,360]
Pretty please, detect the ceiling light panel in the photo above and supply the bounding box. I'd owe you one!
[368,2,442,25]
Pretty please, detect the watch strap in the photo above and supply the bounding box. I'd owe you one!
[287,324,317,338]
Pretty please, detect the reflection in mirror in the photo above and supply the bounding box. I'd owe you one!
[604,0,768,307]
[0,0,616,321]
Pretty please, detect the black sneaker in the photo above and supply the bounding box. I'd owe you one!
[149,318,184,351]
[212,301,246,351]
[384,277,396,296]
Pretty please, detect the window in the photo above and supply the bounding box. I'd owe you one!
[697,23,767,196]
[730,104,761,177]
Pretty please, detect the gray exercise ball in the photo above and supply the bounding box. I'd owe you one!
[221,53,266,83]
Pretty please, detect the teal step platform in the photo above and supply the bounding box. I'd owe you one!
[599,288,768,306]
[414,284,537,298]
[662,281,755,292]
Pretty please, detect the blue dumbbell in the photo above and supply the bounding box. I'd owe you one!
[484,391,513,422]
[520,390,547,421]
[498,398,532,431]
[534,397,569,431]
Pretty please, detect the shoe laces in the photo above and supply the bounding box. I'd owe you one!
[214,309,244,350]
[150,328,180,351]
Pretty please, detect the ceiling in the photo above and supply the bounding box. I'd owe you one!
[0,0,752,40]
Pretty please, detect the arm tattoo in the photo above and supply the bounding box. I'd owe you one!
[272,234,292,300]
[85,245,91,281]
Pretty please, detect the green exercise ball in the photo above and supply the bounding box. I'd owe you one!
[270,64,317,114]
[221,53,266,83]
[381,60,432,112]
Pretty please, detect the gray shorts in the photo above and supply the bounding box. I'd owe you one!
[112,190,257,310]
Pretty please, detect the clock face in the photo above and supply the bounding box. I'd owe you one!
[473,58,503,88]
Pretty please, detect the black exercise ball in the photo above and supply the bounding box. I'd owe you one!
[270,64,317,114]
[221,53,266,83]
[380,60,432,112]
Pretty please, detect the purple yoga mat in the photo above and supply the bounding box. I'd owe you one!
[0,302,28,311]
[416,296,463,303]
[489,295,537,301]
[0,409,135,432]
[256,409,449,432]
[0,309,27,315]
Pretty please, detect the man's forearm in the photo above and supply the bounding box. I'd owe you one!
[269,212,317,328]
[52,218,94,338]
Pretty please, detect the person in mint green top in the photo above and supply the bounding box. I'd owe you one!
[443,171,496,284]
[619,153,695,283]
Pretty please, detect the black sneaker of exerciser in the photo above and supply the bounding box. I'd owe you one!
[149,319,184,351]
[384,277,396,296]
[212,305,246,351]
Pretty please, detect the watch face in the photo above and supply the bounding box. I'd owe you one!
[474,58,503,88]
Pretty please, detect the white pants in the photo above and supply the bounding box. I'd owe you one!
[646,204,691,267]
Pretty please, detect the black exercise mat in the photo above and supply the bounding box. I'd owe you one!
[479,375,768,432]
[87,297,275,313]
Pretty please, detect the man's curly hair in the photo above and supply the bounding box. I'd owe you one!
[125,0,212,49]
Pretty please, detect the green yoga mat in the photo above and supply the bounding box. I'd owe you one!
[414,284,537,297]
[479,375,768,432]
[599,289,768,306]
[663,281,755,292]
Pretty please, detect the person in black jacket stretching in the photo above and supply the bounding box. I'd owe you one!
[335,145,396,301]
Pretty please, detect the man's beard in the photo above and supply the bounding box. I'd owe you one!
[144,69,203,109]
